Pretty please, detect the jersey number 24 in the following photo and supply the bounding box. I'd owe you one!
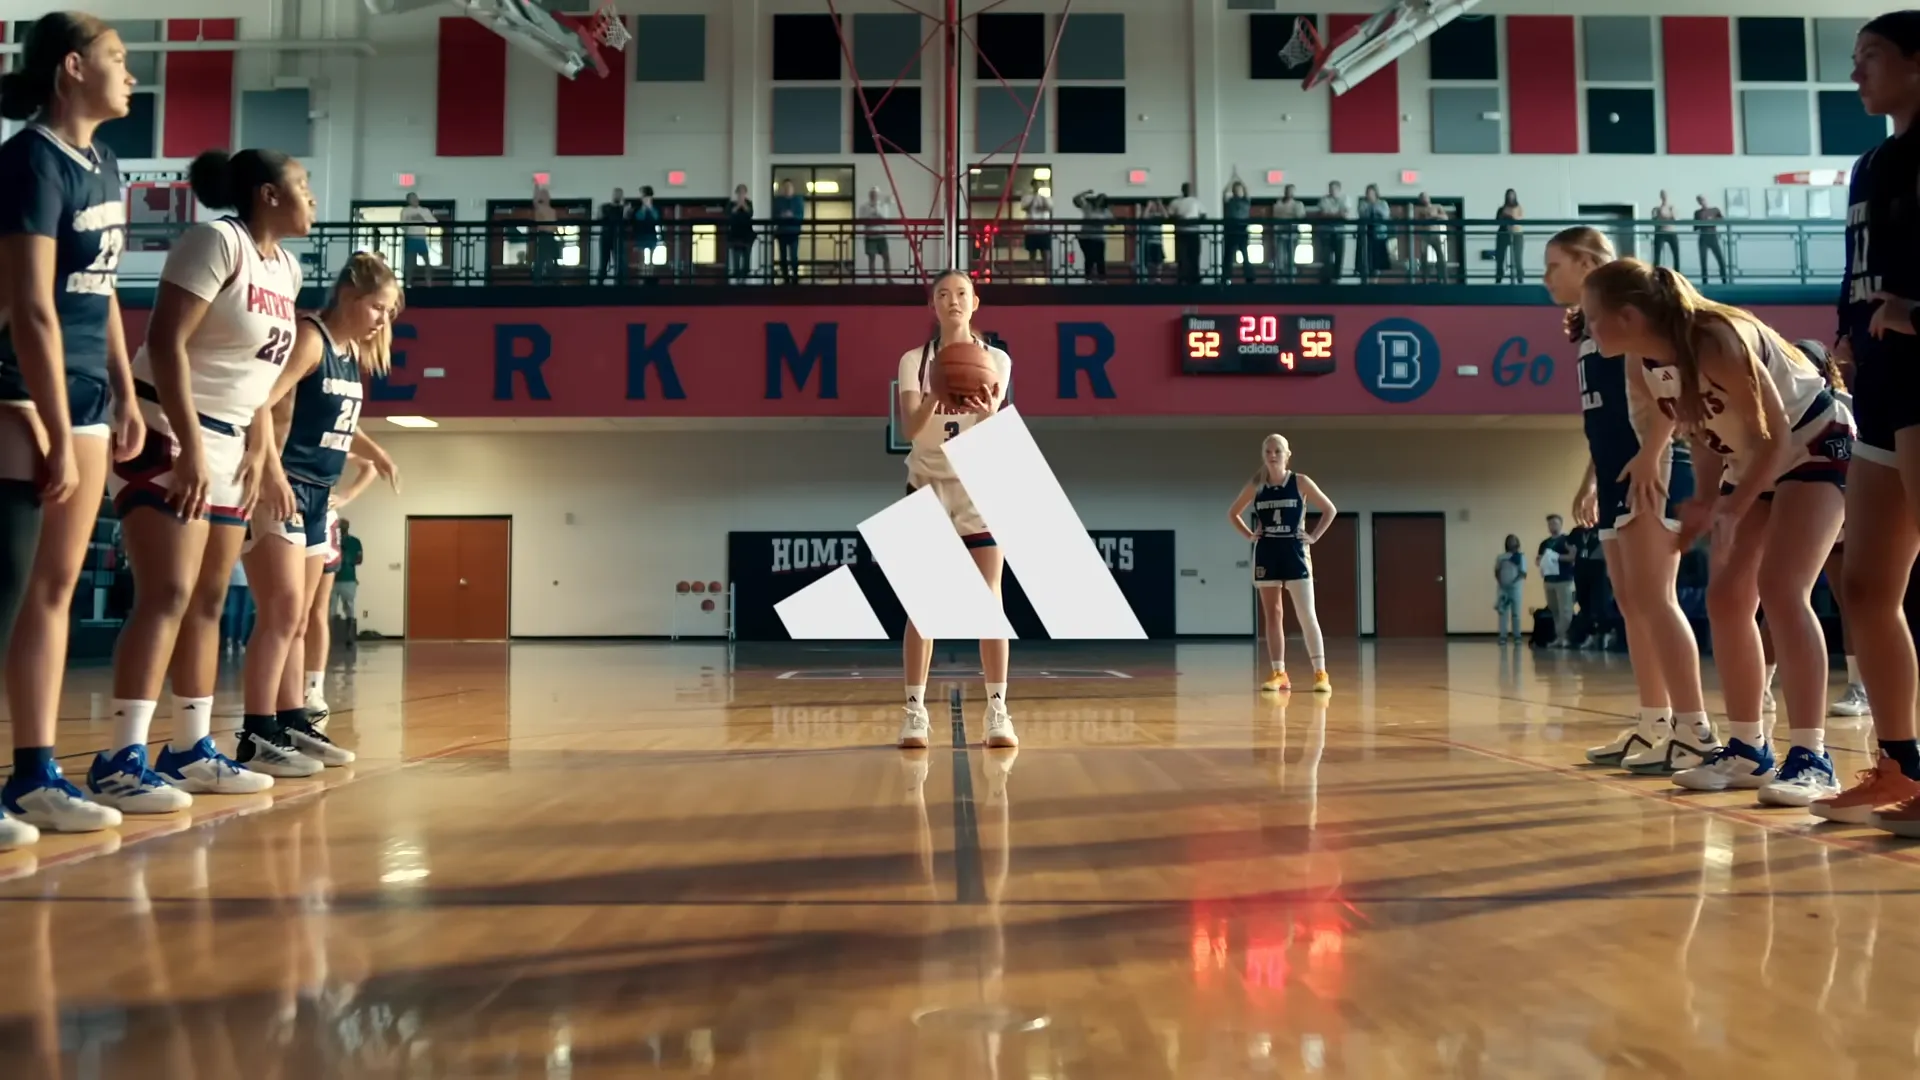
[334,399,362,434]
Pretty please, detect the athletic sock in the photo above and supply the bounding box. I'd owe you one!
[110,699,158,754]
[1790,728,1827,755]
[1764,663,1778,689]
[985,682,1008,708]
[1881,739,1920,780]
[1846,655,1861,684]
[1271,661,1286,673]
[277,707,311,732]
[10,746,52,778]
[1637,707,1669,734]
[305,671,324,697]
[171,696,214,748]
[243,713,282,740]
[905,684,926,709]
[1675,711,1715,744]
[1309,654,1327,672]
[1729,720,1764,746]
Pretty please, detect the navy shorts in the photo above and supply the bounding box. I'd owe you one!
[0,365,111,433]
[1850,347,1920,467]
[1253,536,1311,585]
[1596,452,1696,539]
[248,478,333,557]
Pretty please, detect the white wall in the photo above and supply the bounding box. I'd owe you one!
[341,422,1589,639]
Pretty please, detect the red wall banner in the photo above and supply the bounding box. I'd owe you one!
[117,303,1836,419]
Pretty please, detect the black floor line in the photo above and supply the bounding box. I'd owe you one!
[949,686,985,904]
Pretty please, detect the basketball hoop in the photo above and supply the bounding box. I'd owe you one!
[591,0,630,51]
[1279,16,1323,72]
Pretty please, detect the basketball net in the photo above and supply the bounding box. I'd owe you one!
[592,0,630,51]
[1278,16,1323,70]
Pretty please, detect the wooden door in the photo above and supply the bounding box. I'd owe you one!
[1371,514,1448,637]
[1293,513,1359,637]
[406,518,512,641]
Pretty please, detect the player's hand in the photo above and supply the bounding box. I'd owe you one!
[371,450,402,494]
[957,391,995,415]
[168,443,212,521]
[257,468,295,523]
[1833,334,1854,366]
[1572,484,1598,529]
[1674,497,1713,550]
[110,397,144,464]
[37,436,77,504]
[1618,450,1669,517]
[234,449,266,519]
[1870,292,1915,338]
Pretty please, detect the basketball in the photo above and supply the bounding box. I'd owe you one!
[935,341,997,408]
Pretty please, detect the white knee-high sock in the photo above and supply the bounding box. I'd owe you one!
[1286,579,1328,671]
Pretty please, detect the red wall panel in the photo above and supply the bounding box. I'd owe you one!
[1327,13,1399,154]
[162,19,235,159]
[555,23,627,156]
[1662,16,1734,155]
[1506,16,1578,154]
[437,18,508,157]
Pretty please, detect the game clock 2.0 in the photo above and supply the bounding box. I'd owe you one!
[1181,314,1337,375]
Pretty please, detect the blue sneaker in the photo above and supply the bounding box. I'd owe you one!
[1759,745,1842,807]
[86,745,193,814]
[3,761,121,832]
[1673,738,1777,791]
[156,737,275,795]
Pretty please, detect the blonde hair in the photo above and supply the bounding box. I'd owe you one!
[1584,258,1804,438]
[1252,433,1290,485]
[323,251,402,377]
[1548,226,1616,342]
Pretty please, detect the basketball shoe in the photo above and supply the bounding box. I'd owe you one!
[1830,684,1870,717]
[1812,755,1920,824]
[1757,745,1841,807]
[0,811,37,850]
[1311,670,1332,693]
[2,760,121,833]
[1623,718,1720,775]
[285,714,355,767]
[1587,717,1665,768]
[898,700,932,749]
[235,728,323,778]
[984,701,1019,749]
[156,738,277,794]
[1671,739,1776,791]
[1262,671,1292,693]
[85,745,194,814]
[306,689,330,733]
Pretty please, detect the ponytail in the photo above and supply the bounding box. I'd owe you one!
[189,147,295,222]
[0,12,111,122]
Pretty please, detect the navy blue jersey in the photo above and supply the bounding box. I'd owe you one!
[1840,131,1920,355]
[1577,338,1640,483]
[1252,473,1306,540]
[281,316,364,487]
[0,125,125,383]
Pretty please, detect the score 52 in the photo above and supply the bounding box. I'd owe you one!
[1187,329,1223,358]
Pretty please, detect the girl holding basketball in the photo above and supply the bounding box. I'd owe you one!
[1542,226,1711,774]
[1583,260,1849,807]
[1229,434,1334,693]
[894,270,1016,751]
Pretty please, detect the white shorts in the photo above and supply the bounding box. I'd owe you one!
[906,476,993,546]
[107,400,249,525]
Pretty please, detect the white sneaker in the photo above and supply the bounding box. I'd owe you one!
[305,693,330,733]
[85,745,194,814]
[0,813,38,850]
[234,730,324,778]
[155,738,276,794]
[285,717,355,767]
[984,705,1019,749]
[1758,746,1843,807]
[1624,726,1720,775]
[898,703,932,749]
[1671,739,1777,791]
[1586,723,1664,768]
[1830,684,1870,717]
[1761,686,1777,713]
[3,766,123,833]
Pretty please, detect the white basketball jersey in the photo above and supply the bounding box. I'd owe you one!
[134,217,302,430]
[1640,318,1842,470]
[897,337,1012,482]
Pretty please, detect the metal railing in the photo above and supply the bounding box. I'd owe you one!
[115,216,1847,290]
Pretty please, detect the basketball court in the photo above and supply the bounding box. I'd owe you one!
[0,639,1912,1077]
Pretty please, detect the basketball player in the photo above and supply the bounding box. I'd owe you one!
[299,457,373,730]
[1228,434,1333,693]
[895,270,1016,750]
[238,253,400,776]
[1816,11,1920,833]
[1584,261,1849,806]
[1542,227,1709,772]
[90,148,314,811]
[0,13,141,847]
[1796,338,1870,718]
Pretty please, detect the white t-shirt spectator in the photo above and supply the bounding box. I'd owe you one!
[402,204,437,238]
[858,196,897,237]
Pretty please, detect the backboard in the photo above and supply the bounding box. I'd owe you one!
[1289,0,1483,96]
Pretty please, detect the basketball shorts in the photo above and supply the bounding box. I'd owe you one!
[1253,537,1311,586]
[1718,419,1853,501]
[0,366,111,436]
[107,398,249,526]
[1850,346,1920,467]
[323,510,342,574]
[1596,451,1695,540]
[246,478,333,557]
[906,479,994,548]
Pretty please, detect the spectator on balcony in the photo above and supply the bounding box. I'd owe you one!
[1494,188,1524,283]
[531,184,559,281]
[1020,177,1054,279]
[400,192,438,287]
[1136,198,1167,281]
[726,184,754,282]
[1693,194,1728,284]
[1411,193,1447,282]
[1358,183,1391,283]
[1170,182,1204,285]
[773,180,804,284]
[1315,181,1348,283]
[858,185,897,281]
[595,186,627,285]
[1072,190,1113,281]
[1652,190,1681,269]
[633,186,661,281]
[1271,183,1304,279]
[1222,178,1253,283]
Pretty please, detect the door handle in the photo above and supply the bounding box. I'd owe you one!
[459,578,469,587]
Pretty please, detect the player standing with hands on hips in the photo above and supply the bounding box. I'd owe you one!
[894,270,1017,752]
[1230,434,1335,694]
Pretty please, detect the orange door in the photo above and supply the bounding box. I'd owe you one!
[1291,513,1359,637]
[406,518,512,640]
[1371,514,1448,637]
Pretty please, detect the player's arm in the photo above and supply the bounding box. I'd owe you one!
[332,453,377,507]
[143,228,231,454]
[1227,483,1258,541]
[896,351,941,438]
[349,428,400,493]
[1700,327,1790,525]
[1296,474,1337,543]
[104,291,135,409]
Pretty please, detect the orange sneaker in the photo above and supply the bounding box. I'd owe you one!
[1261,671,1292,693]
[1311,670,1332,694]
[1872,793,1920,838]
[1811,756,1920,825]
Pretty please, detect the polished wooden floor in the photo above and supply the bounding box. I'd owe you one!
[0,639,1914,1079]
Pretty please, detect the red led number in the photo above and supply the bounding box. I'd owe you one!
[1188,330,1221,358]
[1301,330,1333,359]
[1237,316,1281,344]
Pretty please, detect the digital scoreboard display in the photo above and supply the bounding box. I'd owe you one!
[1180,314,1337,375]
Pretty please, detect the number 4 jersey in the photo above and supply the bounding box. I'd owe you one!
[131,217,303,432]
[283,315,364,488]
